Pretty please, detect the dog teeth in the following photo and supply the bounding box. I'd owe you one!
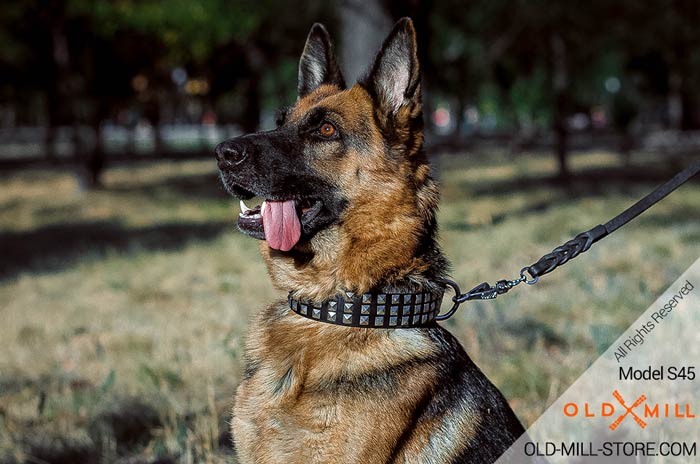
[238,199,263,219]
[239,199,253,217]
[239,200,262,219]
[261,200,267,216]
[240,200,252,213]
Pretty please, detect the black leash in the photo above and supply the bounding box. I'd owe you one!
[436,159,700,321]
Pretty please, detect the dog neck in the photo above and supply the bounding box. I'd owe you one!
[260,168,447,302]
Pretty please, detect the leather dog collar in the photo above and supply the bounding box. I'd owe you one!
[287,288,445,328]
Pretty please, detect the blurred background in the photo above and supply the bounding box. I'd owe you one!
[1,1,699,463]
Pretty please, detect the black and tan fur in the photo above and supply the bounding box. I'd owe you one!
[215,18,525,463]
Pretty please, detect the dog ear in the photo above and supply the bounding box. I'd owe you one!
[363,18,420,115]
[298,23,346,98]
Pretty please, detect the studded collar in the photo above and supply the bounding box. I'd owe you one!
[287,288,445,328]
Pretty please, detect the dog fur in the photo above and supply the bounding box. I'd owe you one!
[216,18,525,464]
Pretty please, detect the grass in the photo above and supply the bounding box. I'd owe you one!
[0,150,698,463]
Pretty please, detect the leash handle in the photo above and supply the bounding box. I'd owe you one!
[524,158,700,280]
[605,159,700,234]
[436,159,699,322]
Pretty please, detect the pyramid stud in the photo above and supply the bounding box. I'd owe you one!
[375,316,384,325]
[312,309,321,319]
[403,294,411,303]
[327,311,336,322]
[401,316,409,325]
[376,304,385,315]
[390,305,399,316]
[344,302,353,313]
[361,304,370,314]
[377,295,386,304]
[362,294,371,303]
[389,316,398,326]
[421,314,428,323]
[360,315,369,326]
[345,291,354,298]
[329,300,337,309]
[391,295,400,304]
[416,294,423,304]
[413,314,420,324]
[343,313,352,324]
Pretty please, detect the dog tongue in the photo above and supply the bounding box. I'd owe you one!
[262,200,301,251]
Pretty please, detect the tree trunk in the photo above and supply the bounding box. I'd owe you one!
[551,33,570,182]
[337,0,392,84]
[452,95,466,142]
[242,75,261,133]
[89,124,106,188]
[668,72,683,130]
[85,101,108,188]
[149,90,166,157]
[242,47,265,132]
[46,5,70,163]
[680,78,698,130]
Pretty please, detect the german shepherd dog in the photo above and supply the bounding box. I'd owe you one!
[215,18,525,464]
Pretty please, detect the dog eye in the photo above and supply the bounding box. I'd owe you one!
[318,122,336,138]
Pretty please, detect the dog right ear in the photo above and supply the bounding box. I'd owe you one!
[362,18,420,116]
[297,24,346,98]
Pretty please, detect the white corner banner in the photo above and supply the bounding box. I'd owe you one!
[497,257,700,463]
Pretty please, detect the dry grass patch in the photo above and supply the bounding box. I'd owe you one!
[1,151,698,462]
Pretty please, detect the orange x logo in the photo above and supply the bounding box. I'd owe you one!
[609,390,647,430]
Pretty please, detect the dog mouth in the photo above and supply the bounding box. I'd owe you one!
[237,197,324,251]
[219,168,343,251]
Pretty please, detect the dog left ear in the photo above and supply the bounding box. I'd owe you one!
[298,23,346,98]
[363,17,421,115]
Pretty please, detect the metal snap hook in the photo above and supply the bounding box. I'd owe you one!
[435,278,462,321]
[520,267,539,285]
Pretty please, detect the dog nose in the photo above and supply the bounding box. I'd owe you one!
[216,141,247,168]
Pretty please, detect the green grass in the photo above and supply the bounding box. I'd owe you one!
[1,151,698,463]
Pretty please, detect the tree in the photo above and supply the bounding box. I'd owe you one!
[0,0,338,185]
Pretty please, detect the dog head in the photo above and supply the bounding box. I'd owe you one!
[216,18,443,297]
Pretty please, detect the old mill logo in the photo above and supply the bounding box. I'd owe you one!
[563,390,696,430]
